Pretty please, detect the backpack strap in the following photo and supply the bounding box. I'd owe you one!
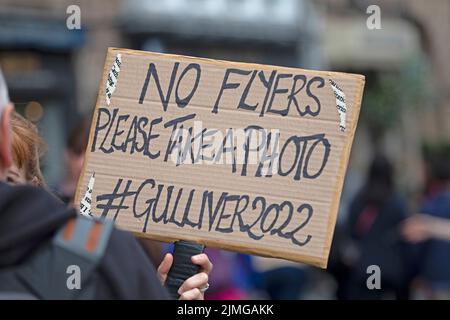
[53,215,113,263]
[1,216,114,300]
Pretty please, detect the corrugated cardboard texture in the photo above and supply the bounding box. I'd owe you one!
[76,48,365,268]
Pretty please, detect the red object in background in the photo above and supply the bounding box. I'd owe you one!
[355,205,379,237]
[206,287,248,300]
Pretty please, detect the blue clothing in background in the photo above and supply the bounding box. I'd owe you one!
[420,189,450,290]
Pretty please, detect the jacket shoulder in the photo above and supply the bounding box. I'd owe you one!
[95,227,170,300]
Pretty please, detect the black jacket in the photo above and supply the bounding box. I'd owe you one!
[0,182,169,299]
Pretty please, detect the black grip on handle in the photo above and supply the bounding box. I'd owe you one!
[165,240,205,299]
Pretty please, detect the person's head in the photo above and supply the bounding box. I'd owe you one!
[58,116,90,204]
[0,68,14,182]
[65,116,90,184]
[429,148,450,190]
[7,111,47,188]
[364,154,394,206]
[367,154,393,188]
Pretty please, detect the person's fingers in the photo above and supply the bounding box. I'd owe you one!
[178,272,208,295]
[192,253,213,274]
[179,288,203,300]
[157,253,173,283]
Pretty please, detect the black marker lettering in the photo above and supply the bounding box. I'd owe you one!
[212,68,252,114]
[139,62,179,111]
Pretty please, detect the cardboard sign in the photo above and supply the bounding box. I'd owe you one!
[75,48,365,268]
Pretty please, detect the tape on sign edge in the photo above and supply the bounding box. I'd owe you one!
[80,172,95,218]
[105,54,122,106]
[329,79,347,132]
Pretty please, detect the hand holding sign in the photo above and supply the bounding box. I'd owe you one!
[158,247,212,300]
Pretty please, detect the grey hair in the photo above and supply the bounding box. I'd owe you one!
[0,67,10,117]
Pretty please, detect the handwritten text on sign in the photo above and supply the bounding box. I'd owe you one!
[76,48,365,267]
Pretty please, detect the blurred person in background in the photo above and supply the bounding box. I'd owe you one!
[402,148,450,299]
[0,68,212,299]
[251,257,307,300]
[56,116,91,205]
[337,155,411,299]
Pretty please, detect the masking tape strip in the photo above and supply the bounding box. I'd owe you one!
[80,172,95,217]
[105,54,122,106]
[329,79,347,132]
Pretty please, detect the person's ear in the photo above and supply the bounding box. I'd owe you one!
[0,104,13,170]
